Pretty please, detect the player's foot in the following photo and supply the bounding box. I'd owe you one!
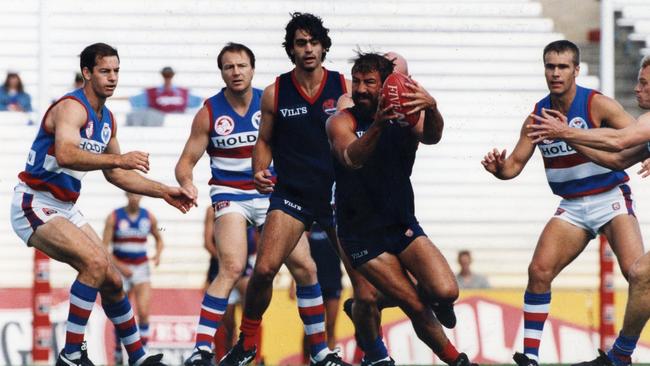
[140,353,167,366]
[184,348,214,366]
[56,341,95,366]
[513,352,539,366]
[450,353,478,366]
[310,350,351,366]
[432,302,457,328]
[360,356,395,366]
[571,349,616,366]
[219,337,256,366]
[114,350,124,365]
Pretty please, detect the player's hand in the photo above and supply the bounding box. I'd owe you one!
[638,158,650,178]
[374,94,399,126]
[254,169,275,194]
[402,78,437,115]
[481,148,507,175]
[180,182,199,206]
[118,151,150,173]
[527,108,570,143]
[152,253,161,267]
[161,185,196,213]
[120,266,133,278]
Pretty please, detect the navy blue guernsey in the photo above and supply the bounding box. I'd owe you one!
[334,106,419,237]
[272,68,346,208]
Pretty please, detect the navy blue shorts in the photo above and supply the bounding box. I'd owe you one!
[268,193,334,231]
[339,222,426,268]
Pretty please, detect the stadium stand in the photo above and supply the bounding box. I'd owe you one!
[1,0,643,291]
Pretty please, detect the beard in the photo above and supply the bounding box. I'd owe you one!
[352,92,378,119]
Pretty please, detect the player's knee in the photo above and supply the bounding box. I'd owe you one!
[354,286,379,306]
[220,259,246,281]
[82,254,110,284]
[528,262,555,286]
[253,262,280,284]
[290,259,318,284]
[629,259,650,288]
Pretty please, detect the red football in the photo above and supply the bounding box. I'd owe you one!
[381,72,419,127]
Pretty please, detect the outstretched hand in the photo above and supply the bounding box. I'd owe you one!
[527,108,569,144]
[402,78,437,115]
[162,185,197,213]
[481,148,507,175]
[118,151,150,173]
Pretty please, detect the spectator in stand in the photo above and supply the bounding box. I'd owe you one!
[456,250,490,289]
[129,66,202,113]
[0,71,32,112]
[74,72,84,89]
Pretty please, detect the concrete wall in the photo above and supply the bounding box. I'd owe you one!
[539,0,600,43]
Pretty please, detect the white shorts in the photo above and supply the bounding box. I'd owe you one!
[213,197,269,227]
[554,184,635,238]
[10,182,87,245]
[121,262,151,293]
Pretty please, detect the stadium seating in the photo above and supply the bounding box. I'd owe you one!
[2,0,643,291]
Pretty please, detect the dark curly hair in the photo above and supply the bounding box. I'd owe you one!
[351,51,395,83]
[282,12,331,64]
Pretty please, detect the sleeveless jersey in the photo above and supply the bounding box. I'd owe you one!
[272,68,346,207]
[111,207,151,264]
[334,106,418,237]
[534,85,629,198]
[18,88,116,203]
[205,88,271,203]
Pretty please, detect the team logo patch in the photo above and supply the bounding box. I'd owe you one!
[101,123,111,144]
[612,202,621,211]
[215,115,235,136]
[85,121,94,138]
[251,111,261,129]
[42,208,58,216]
[216,201,230,211]
[554,207,565,216]
[139,218,151,232]
[322,98,337,115]
[118,219,130,231]
[568,117,588,129]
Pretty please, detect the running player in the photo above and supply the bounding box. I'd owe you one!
[327,51,474,366]
[220,13,351,366]
[526,55,650,366]
[9,42,194,366]
[103,192,164,364]
[174,42,268,366]
[480,40,644,366]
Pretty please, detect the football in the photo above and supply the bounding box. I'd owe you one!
[381,72,419,127]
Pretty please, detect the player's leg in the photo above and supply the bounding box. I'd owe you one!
[78,224,156,366]
[188,211,249,364]
[328,227,389,365]
[27,218,111,363]
[323,295,340,350]
[515,217,591,366]
[596,196,644,366]
[131,278,152,346]
[284,234,334,362]
[397,235,458,328]
[356,253,467,366]
[221,210,305,366]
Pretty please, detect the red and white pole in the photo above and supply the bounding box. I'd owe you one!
[599,235,616,350]
[32,249,51,364]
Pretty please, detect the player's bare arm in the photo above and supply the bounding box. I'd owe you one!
[102,212,133,277]
[52,99,149,173]
[404,79,443,144]
[175,106,211,201]
[481,117,536,179]
[327,101,397,169]
[528,96,647,151]
[103,137,195,213]
[149,213,163,267]
[252,83,276,194]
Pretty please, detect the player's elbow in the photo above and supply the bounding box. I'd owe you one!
[420,133,442,145]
